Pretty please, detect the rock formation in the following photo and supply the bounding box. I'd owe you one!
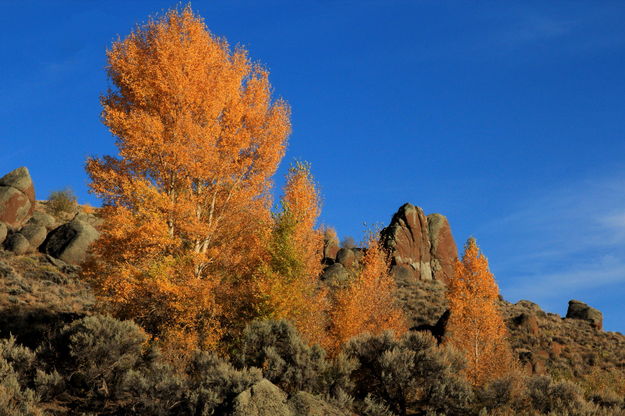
[0,167,35,229]
[41,217,100,265]
[381,203,458,284]
[566,299,603,330]
[0,167,100,265]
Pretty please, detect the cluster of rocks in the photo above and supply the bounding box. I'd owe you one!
[0,167,99,265]
[321,202,458,287]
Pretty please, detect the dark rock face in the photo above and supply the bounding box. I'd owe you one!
[566,300,603,330]
[42,218,100,265]
[381,203,458,284]
[0,167,36,229]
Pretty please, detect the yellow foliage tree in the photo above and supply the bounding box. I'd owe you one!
[444,237,515,386]
[256,161,328,345]
[328,233,408,353]
[83,5,290,351]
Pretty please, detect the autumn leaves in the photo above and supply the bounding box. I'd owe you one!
[84,5,513,387]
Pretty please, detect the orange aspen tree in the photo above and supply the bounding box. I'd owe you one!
[328,233,407,353]
[83,6,290,351]
[257,161,328,345]
[444,237,515,386]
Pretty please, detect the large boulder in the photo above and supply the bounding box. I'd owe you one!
[0,167,35,229]
[427,213,457,284]
[19,223,48,250]
[381,203,433,282]
[41,218,99,264]
[566,300,603,330]
[4,232,30,255]
[336,248,356,269]
[230,379,292,416]
[27,211,56,230]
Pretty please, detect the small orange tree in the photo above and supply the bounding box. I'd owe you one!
[256,161,328,345]
[83,6,290,351]
[444,237,514,386]
[328,232,407,353]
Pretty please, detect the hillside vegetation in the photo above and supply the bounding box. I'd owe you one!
[1,4,624,416]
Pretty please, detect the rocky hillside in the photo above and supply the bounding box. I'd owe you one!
[320,202,625,396]
[1,166,625,413]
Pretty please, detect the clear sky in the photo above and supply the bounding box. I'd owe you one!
[2,1,625,332]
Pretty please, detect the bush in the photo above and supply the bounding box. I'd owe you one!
[180,351,263,415]
[47,188,78,216]
[57,314,149,399]
[477,372,528,414]
[0,336,36,386]
[340,237,356,249]
[237,320,335,395]
[0,358,43,416]
[344,331,472,416]
[527,375,587,414]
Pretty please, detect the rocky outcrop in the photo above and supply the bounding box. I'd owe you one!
[427,213,458,283]
[0,167,35,229]
[381,203,457,284]
[41,218,99,265]
[566,300,603,330]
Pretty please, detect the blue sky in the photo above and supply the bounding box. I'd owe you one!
[1,1,625,332]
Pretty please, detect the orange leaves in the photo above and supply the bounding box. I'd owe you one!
[84,5,290,350]
[255,161,328,346]
[444,237,514,386]
[328,234,407,353]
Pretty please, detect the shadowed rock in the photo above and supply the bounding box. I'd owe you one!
[566,300,603,330]
[4,232,30,255]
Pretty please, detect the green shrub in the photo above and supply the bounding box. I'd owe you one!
[57,314,148,399]
[237,320,333,395]
[344,331,472,416]
[180,351,263,415]
[47,188,78,216]
[0,358,43,416]
[527,375,587,414]
[0,336,36,386]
